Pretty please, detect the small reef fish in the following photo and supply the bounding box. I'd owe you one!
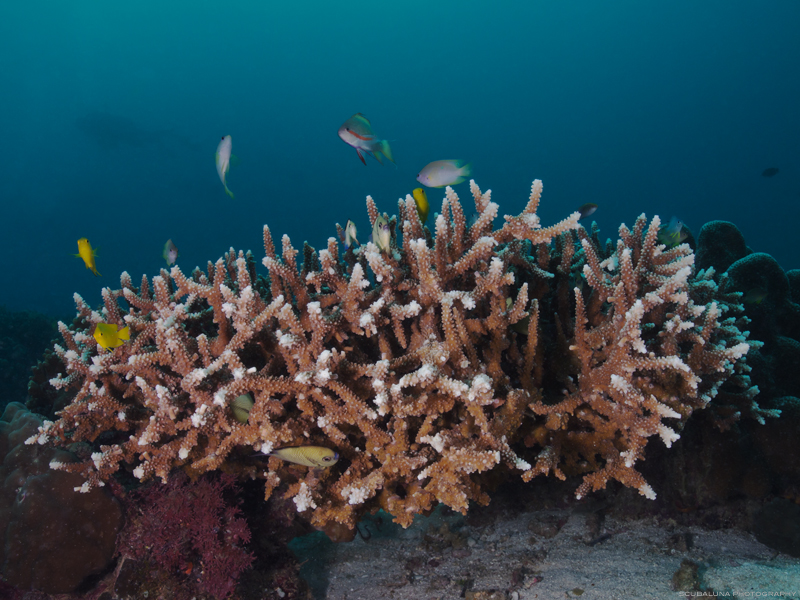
[762,167,779,178]
[412,188,430,224]
[657,217,688,248]
[231,392,254,424]
[75,238,101,276]
[416,160,472,188]
[742,288,768,305]
[215,135,234,198]
[578,203,598,220]
[93,323,130,350]
[338,113,394,166]
[344,220,359,249]
[372,214,391,253]
[162,239,178,266]
[256,446,339,468]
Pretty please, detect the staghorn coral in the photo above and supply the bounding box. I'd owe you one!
[29,179,765,533]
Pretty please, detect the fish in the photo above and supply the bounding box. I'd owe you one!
[416,160,472,188]
[162,239,178,266]
[412,188,430,224]
[93,323,130,350]
[578,203,598,220]
[344,220,359,249]
[337,113,394,166]
[255,446,339,468]
[742,287,768,305]
[372,215,391,253]
[75,238,101,276]
[762,167,779,177]
[231,393,254,424]
[657,216,688,248]
[215,135,234,198]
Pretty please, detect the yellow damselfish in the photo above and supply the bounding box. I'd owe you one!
[412,188,429,224]
[75,238,101,276]
[264,446,339,468]
[93,323,130,350]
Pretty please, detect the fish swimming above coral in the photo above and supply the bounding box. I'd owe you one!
[344,220,359,249]
[74,238,100,276]
[417,159,472,187]
[215,135,235,198]
[657,216,688,248]
[412,188,430,224]
[338,113,394,165]
[162,239,179,266]
[371,214,391,253]
[578,202,598,220]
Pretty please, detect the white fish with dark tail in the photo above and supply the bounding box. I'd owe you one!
[338,113,394,165]
[215,135,234,198]
[416,159,472,188]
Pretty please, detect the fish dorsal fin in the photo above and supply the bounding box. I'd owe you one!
[356,113,370,124]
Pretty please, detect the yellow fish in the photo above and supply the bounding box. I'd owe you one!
[412,188,429,224]
[231,393,254,424]
[75,238,101,276]
[93,323,130,349]
[258,446,339,468]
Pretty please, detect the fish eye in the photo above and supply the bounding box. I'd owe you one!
[346,128,350,131]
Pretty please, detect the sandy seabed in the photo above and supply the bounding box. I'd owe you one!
[289,489,800,600]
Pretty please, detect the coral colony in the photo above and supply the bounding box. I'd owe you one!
[28,179,764,534]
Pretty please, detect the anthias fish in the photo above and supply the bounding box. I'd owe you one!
[215,135,234,198]
[416,160,472,188]
[338,113,394,166]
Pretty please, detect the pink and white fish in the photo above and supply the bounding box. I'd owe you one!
[337,114,394,166]
[215,135,234,198]
[416,160,472,188]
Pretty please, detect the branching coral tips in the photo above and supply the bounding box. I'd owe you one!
[215,135,234,198]
[338,113,394,165]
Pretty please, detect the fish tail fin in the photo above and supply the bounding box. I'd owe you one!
[225,185,235,199]
[118,325,130,341]
[459,162,473,177]
[372,150,384,165]
[378,139,394,164]
[92,267,101,277]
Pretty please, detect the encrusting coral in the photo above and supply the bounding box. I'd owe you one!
[27,179,768,533]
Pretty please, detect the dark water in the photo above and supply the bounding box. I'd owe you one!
[2,1,799,319]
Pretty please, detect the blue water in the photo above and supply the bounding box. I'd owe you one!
[2,1,799,319]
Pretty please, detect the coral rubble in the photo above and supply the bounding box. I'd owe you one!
[30,179,765,533]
